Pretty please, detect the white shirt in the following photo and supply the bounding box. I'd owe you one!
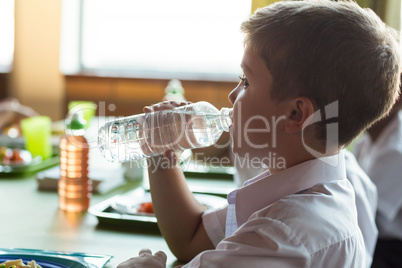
[344,149,378,267]
[353,111,402,240]
[229,150,376,267]
[225,169,271,237]
[185,153,365,267]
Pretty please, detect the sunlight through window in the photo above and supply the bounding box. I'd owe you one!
[61,0,251,81]
[0,0,14,71]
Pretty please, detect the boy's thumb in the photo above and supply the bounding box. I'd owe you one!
[164,149,179,166]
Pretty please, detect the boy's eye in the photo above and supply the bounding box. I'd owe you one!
[239,75,249,88]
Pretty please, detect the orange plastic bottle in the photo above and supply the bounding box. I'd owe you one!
[58,112,92,212]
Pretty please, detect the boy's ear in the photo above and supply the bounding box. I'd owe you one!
[285,97,315,133]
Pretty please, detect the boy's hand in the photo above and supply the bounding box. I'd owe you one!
[142,101,191,168]
[117,249,167,268]
[143,100,190,114]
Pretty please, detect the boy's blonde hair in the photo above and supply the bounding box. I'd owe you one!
[241,0,401,146]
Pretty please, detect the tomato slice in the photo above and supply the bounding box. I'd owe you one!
[137,202,154,213]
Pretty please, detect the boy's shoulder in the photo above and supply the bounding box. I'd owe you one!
[245,179,360,254]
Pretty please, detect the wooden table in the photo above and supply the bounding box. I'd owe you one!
[0,174,183,267]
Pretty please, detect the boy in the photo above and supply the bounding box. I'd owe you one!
[118,0,400,267]
[0,98,38,131]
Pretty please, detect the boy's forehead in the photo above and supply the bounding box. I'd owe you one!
[241,62,252,74]
[241,47,256,74]
[241,47,267,75]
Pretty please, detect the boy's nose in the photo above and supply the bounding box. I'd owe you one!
[228,83,241,104]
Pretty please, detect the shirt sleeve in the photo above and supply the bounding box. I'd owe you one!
[201,205,228,247]
[184,217,311,268]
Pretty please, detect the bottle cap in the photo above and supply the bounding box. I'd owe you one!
[67,111,87,130]
[165,79,184,95]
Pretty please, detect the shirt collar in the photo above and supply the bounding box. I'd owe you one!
[232,152,346,227]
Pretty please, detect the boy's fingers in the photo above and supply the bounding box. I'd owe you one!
[164,149,177,161]
[136,249,166,265]
[155,101,180,111]
[138,248,152,256]
[143,101,191,113]
[154,251,167,263]
[179,101,191,106]
[143,106,152,113]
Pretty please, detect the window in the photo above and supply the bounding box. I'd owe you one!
[0,0,14,72]
[60,0,251,81]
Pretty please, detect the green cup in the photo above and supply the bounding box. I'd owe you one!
[68,101,97,128]
[20,116,52,160]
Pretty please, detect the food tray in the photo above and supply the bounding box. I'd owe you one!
[89,188,227,230]
[0,155,59,176]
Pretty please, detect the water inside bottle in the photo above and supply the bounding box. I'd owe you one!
[98,109,231,162]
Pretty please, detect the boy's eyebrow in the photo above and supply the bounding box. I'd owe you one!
[241,63,252,75]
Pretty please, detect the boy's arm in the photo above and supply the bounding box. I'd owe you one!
[142,102,214,262]
[148,152,214,262]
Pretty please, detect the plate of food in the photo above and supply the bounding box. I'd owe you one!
[0,249,112,268]
[110,191,155,217]
[0,147,35,165]
[89,188,228,228]
[0,146,59,175]
[0,255,73,268]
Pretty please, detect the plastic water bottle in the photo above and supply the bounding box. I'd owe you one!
[98,101,232,162]
[59,111,92,212]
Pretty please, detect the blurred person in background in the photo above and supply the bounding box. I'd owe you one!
[0,98,38,137]
[353,91,402,268]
